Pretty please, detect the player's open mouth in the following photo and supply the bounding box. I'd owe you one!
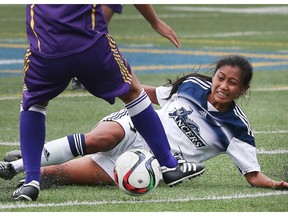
[217,91,227,99]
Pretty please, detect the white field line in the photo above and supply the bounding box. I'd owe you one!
[254,130,288,134]
[0,59,23,64]
[257,149,288,155]
[165,6,288,15]
[0,92,92,100]
[0,190,287,210]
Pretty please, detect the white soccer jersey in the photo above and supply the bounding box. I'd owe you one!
[155,77,260,175]
[92,77,260,179]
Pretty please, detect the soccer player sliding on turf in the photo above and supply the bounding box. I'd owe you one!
[1,55,287,194]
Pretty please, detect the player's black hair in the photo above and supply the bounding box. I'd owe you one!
[165,72,211,100]
[165,55,253,100]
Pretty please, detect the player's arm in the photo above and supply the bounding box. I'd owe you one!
[133,4,181,48]
[245,171,288,190]
[142,85,173,107]
[142,85,158,105]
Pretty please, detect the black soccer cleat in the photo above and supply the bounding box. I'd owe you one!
[161,158,205,187]
[12,180,40,201]
[0,161,17,180]
[4,150,22,162]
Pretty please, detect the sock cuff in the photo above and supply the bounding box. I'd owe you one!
[125,89,151,117]
[20,104,46,115]
[67,134,87,157]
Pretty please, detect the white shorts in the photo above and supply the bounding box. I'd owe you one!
[90,109,149,180]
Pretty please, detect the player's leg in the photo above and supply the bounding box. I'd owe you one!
[13,49,72,201]
[2,121,125,179]
[35,112,136,187]
[40,156,114,186]
[5,134,86,177]
[12,102,48,201]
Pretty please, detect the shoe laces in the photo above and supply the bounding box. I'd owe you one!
[174,146,184,160]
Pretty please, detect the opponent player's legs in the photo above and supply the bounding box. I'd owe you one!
[7,121,125,177]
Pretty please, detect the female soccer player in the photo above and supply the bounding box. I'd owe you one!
[2,55,287,190]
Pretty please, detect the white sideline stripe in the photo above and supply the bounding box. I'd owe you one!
[254,130,288,134]
[180,31,283,39]
[257,149,288,154]
[0,142,19,146]
[0,191,287,210]
[165,6,288,15]
[0,93,91,100]
[0,59,23,65]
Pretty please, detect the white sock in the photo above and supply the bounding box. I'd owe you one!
[11,136,75,173]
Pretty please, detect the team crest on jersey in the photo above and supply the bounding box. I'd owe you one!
[169,107,207,148]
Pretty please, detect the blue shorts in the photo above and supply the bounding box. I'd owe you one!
[22,34,132,110]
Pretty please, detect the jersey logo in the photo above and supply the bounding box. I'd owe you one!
[169,107,207,148]
[199,110,207,117]
[42,147,50,161]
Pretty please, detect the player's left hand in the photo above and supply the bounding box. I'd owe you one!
[273,180,288,190]
[151,19,181,48]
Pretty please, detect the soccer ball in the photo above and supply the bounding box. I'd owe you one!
[114,148,161,196]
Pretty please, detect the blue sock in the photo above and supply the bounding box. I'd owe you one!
[67,133,87,157]
[20,108,46,183]
[125,90,177,168]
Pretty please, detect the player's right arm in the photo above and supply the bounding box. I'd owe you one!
[142,85,173,108]
[142,85,158,105]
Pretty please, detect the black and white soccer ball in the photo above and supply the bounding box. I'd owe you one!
[114,148,161,196]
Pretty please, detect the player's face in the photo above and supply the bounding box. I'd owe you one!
[208,65,248,112]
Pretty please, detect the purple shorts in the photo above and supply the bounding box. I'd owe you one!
[22,34,132,110]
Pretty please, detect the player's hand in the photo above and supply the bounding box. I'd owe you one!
[151,19,181,48]
[273,180,288,190]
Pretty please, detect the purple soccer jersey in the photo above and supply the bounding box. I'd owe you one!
[26,4,108,58]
